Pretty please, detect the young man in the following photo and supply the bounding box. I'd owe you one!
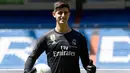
[24,1,96,73]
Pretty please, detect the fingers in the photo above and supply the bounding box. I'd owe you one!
[89,59,93,65]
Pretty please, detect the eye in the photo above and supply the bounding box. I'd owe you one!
[58,12,62,15]
[57,11,69,15]
[64,12,69,14]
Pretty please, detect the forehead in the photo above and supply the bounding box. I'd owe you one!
[55,7,70,12]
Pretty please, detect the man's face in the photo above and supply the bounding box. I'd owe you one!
[53,7,70,24]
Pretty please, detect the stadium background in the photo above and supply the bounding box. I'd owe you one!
[0,0,130,73]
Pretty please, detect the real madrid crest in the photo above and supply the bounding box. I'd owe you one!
[72,39,76,45]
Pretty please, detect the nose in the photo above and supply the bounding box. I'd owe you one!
[61,13,65,17]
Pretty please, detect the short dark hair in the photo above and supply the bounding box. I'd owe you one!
[54,0,70,11]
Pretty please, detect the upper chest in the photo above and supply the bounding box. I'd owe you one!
[46,33,80,47]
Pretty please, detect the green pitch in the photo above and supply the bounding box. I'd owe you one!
[0,0,24,4]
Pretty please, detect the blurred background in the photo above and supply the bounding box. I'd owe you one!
[0,0,130,73]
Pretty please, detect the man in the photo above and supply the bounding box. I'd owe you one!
[24,0,96,73]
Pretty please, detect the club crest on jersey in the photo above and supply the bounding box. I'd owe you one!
[72,39,76,45]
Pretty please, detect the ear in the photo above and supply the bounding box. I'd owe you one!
[67,11,70,16]
[52,12,56,18]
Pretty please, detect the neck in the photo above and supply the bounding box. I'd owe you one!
[55,23,71,33]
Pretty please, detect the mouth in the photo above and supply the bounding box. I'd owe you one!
[61,19,66,21]
[59,20,66,23]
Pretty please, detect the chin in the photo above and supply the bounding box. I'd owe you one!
[59,21,67,24]
[60,23,66,25]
